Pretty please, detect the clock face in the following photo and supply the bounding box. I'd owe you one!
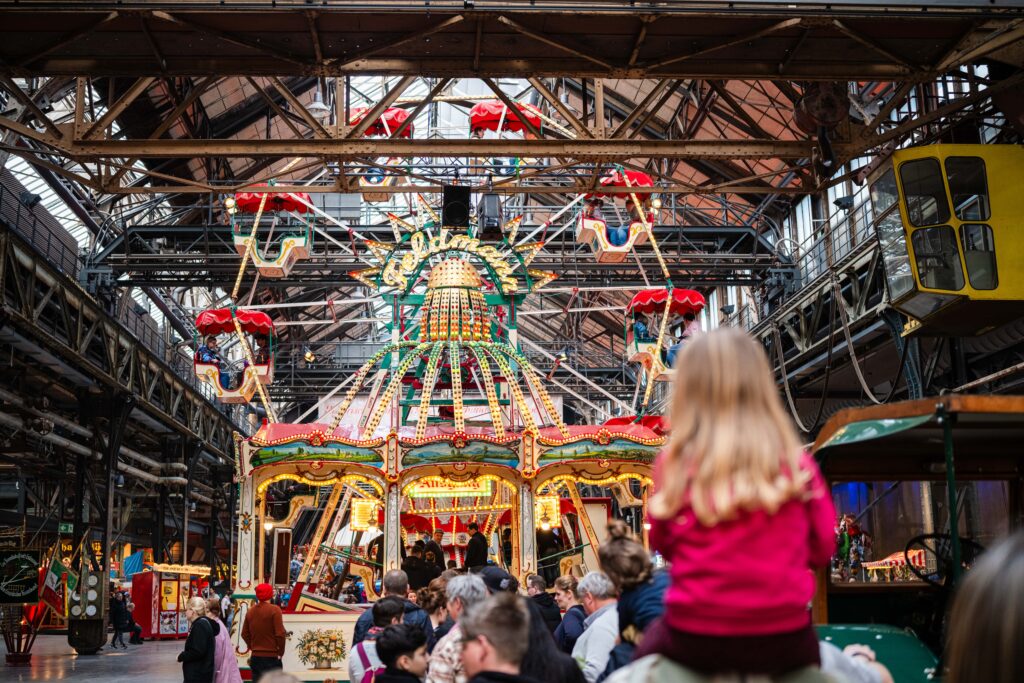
[0,551,40,603]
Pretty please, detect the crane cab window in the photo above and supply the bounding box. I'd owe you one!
[899,158,951,227]
[911,226,964,291]
[960,224,998,290]
[945,157,991,221]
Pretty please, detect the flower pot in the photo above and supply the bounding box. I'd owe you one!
[313,660,333,670]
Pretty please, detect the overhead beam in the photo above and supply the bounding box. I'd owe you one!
[61,137,818,159]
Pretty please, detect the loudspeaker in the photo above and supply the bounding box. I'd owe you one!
[476,193,503,242]
[442,185,471,228]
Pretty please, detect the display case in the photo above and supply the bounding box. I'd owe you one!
[130,564,210,640]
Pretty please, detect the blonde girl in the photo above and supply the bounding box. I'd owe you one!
[635,328,836,676]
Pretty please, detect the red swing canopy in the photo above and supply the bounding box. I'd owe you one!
[603,415,668,435]
[469,100,542,133]
[627,289,706,316]
[234,186,312,214]
[195,308,275,337]
[593,170,655,197]
[348,107,414,138]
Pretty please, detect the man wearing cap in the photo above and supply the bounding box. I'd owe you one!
[464,522,489,571]
[242,583,286,681]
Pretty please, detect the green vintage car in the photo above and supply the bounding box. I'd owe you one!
[812,394,1024,682]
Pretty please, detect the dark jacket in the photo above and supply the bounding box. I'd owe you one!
[353,598,434,648]
[109,597,131,630]
[432,615,455,646]
[522,598,586,683]
[424,539,446,570]
[178,616,219,683]
[598,570,669,682]
[553,604,586,654]
[465,531,489,569]
[374,668,423,683]
[401,555,432,591]
[530,592,562,634]
[468,672,543,683]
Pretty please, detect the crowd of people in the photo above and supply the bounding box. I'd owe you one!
[175,328,1024,683]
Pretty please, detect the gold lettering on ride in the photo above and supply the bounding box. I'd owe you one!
[380,230,518,292]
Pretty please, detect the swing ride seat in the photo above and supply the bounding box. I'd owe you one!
[577,214,649,263]
[360,158,402,202]
[194,362,260,404]
[626,334,674,381]
[232,232,311,278]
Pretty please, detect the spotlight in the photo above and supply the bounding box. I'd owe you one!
[719,304,736,316]
[224,196,237,216]
[643,522,652,531]
[263,521,274,532]
[19,191,41,209]
[651,197,663,210]
[190,501,197,513]
[304,347,316,363]
[833,195,854,212]
[115,473,125,489]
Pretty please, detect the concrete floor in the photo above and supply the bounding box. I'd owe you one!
[5,635,185,681]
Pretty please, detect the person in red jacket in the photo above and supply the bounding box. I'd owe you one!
[241,583,287,681]
[635,328,836,677]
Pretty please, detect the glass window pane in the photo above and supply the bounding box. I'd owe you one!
[960,224,998,290]
[876,213,914,300]
[899,158,951,227]
[911,225,964,291]
[870,169,898,219]
[945,157,991,221]
[829,480,1009,585]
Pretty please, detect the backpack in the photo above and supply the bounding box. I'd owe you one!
[356,641,386,683]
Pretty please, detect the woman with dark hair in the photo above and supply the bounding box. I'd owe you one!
[945,530,1024,683]
[416,578,451,649]
[520,595,587,683]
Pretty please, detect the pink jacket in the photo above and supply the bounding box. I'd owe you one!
[213,617,243,683]
[650,451,836,636]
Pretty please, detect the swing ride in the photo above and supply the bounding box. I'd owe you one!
[219,183,677,680]
[577,169,654,263]
[350,107,415,202]
[231,186,313,278]
[194,308,275,404]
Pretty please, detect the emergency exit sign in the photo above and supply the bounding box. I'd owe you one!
[58,522,73,534]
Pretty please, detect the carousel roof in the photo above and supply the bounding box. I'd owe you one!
[469,99,542,133]
[248,420,664,447]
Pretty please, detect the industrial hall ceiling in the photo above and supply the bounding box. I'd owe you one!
[0,0,1022,421]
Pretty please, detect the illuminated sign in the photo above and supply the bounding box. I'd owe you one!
[350,499,380,532]
[408,479,493,499]
[381,229,517,293]
[534,496,561,530]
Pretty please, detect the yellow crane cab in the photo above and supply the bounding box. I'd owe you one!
[231,189,313,278]
[193,308,275,403]
[868,144,1024,335]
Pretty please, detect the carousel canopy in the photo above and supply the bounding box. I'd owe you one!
[349,107,414,138]
[234,187,312,213]
[627,288,706,317]
[469,100,542,133]
[195,308,275,337]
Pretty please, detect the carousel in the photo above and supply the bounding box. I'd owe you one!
[226,193,666,680]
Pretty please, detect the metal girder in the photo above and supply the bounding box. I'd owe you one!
[0,225,239,458]
[0,6,1017,80]
[59,137,817,160]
